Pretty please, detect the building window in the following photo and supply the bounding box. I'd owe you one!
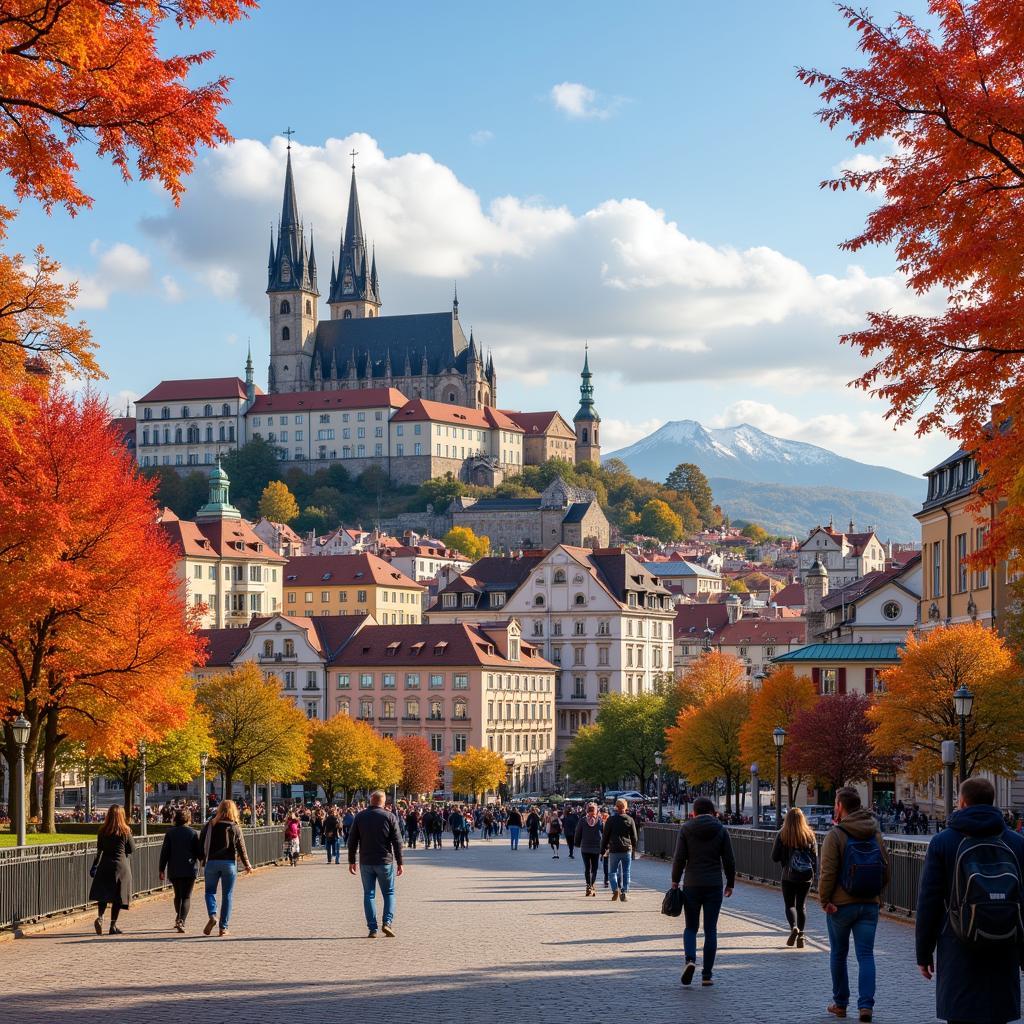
[453,673,469,689]
[359,699,373,720]
[429,673,444,689]
[599,676,609,695]
[360,673,373,688]
[822,668,838,695]
[430,733,443,753]
[281,326,290,340]
[382,673,396,688]
[429,700,443,720]
[956,533,968,593]
[280,300,290,314]
[882,600,901,620]
[336,673,350,689]
[405,699,420,718]
[405,673,420,689]
[931,542,943,598]
[454,733,467,753]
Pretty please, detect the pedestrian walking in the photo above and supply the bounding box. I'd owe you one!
[599,808,611,886]
[507,806,523,850]
[670,796,736,987]
[526,807,541,851]
[405,807,420,849]
[917,777,1024,1024]
[342,806,355,842]
[575,802,603,896]
[90,804,134,936]
[199,799,254,937]
[601,798,639,903]
[771,806,818,949]
[450,806,466,850]
[819,787,890,1022]
[323,806,342,864]
[563,805,580,860]
[159,808,201,933]
[548,811,562,858]
[283,811,301,866]
[348,790,404,939]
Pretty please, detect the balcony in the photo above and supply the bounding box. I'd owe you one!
[379,714,397,722]
[259,653,298,664]
[357,714,374,722]
[402,715,420,722]
[427,714,445,722]
[571,693,587,701]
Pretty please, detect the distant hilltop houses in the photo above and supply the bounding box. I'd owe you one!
[129,147,601,491]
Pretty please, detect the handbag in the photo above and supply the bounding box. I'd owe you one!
[661,886,684,917]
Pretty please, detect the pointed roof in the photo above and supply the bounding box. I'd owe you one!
[280,150,300,237]
[344,167,364,250]
[574,344,600,423]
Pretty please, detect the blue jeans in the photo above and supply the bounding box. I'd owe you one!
[608,852,631,893]
[324,836,340,863]
[204,860,237,927]
[509,825,521,849]
[826,902,879,1010]
[682,886,724,978]
[360,863,396,931]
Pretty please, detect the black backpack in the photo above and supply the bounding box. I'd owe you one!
[948,834,1024,946]
[788,845,814,882]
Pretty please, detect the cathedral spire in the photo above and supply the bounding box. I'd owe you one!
[327,154,381,316]
[344,159,365,252]
[573,343,601,465]
[453,281,459,320]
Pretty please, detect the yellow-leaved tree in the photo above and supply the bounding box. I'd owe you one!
[442,526,489,560]
[449,747,507,801]
[870,623,1024,783]
[258,480,300,523]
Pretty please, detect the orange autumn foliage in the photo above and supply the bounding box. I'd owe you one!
[0,0,256,227]
[799,2,1024,572]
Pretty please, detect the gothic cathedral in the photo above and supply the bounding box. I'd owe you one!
[265,149,496,409]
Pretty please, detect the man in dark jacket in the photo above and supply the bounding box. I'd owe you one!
[600,798,640,902]
[348,790,404,938]
[917,777,1024,1024]
[322,807,341,865]
[670,796,736,987]
[563,807,580,860]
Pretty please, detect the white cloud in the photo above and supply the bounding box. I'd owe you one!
[470,129,495,146]
[600,417,666,452]
[161,274,184,302]
[65,241,151,309]
[140,132,938,395]
[550,82,618,120]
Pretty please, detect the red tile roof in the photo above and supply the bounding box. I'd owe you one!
[198,628,251,667]
[714,618,807,646]
[674,603,730,639]
[248,387,407,415]
[158,509,286,562]
[283,553,423,590]
[772,582,805,607]
[501,410,574,437]
[393,398,523,432]
[139,377,254,402]
[198,614,373,666]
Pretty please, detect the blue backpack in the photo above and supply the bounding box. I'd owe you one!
[837,826,885,899]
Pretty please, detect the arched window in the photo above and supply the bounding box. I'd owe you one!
[553,569,566,584]
[281,326,290,341]
[305,300,312,314]
[448,392,456,402]
[186,425,200,444]
[343,309,352,319]
[581,428,588,443]
[219,425,226,441]
[574,593,586,606]
[453,699,467,720]
[534,595,545,607]
[593,427,598,443]
[263,640,273,656]
[203,404,213,417]
[221,403,230,417]
[284,639,295,656]
[205,426,213,442]
[280,300,290,314]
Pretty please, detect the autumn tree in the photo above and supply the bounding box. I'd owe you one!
[665,463,716,526]
[800,2,1024,573]
[307,716,373,805]
[371,735,404,794]
[449,747,507,801]
[741,523,768,544]
[678,651,748,706]
[870,623,1024,782]
[258,480,299,524]
[0,388,203,831]
[196,664,309,795]
[739,666,818,805]
[640,499,683,542]
[442,525,489,560]
[787,694,879,795]
[395,735,440,797]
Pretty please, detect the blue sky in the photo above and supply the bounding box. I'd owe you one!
[2,0,948,476]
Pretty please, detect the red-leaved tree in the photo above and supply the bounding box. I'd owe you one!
[787,693,881,794]
[395,735,440,798]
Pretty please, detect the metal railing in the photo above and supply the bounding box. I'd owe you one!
[642,823,927,918]
[0,826,311,931]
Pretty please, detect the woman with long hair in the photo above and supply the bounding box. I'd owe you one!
[771,806,818,948]
[89,804,134,936]
[198,799,253,937]
[159,808,201,932]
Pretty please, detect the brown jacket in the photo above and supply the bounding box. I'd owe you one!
[818,809,890,908]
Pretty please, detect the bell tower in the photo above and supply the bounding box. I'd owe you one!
[573,346,601,464]
[267,138,318,393]
[328,152,382,321]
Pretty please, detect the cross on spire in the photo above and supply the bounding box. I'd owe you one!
[350,148,359,171]
[283,126,296,150]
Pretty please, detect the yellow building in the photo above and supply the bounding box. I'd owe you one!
[283,553,424,623]
[916,448,1007,631]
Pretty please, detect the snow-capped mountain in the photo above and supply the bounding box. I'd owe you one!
[607,420,923,502]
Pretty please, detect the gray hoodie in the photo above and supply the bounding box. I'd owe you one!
[670,815,736,889]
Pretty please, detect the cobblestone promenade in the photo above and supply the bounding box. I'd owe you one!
[3,836,938,1023]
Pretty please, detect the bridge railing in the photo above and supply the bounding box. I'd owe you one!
[642,823,927,918]
[0,826,312,931]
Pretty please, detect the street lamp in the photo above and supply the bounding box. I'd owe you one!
[199,752,209,823]
[954,685,974,785]
[750,762,760,826]
[138,740,147,837]
[772,727,786,830]
[654,750,664,822]
[941,739,956,825]
[11,715,30,848]
[565,772,570,799]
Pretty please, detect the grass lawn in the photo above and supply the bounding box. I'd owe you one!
[0,832,83,846]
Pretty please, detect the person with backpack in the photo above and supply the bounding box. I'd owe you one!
[772,806,818,949]
[548,810,563,858]
[819,787,890,1023]
[575,802,603,897]
[563,805,580,860]
[916,776,1024,1024]
[322,806,342,865]
[670,796,736,987]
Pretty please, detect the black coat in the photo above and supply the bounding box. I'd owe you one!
[89,832,134,908]
[916,804,1024,1024]
[159,825,201,880]
[671,815,736,889]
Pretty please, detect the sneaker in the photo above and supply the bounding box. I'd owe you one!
[603,880,609,888]
[858,1012,872,1023]
[218,926,229,937]
[382,923,396,938]
[203,916,217,936]
[796,932,805,949]
[108,925,123,935]
[620,892,628,902]
[94,918,103,935]
[827,1005,847,1019]
[680,962,696,986]
[701,978,713,987]
[787,926,799,947]
[175,921,185,934]
[367,929,378,939]
[611,890,619,901]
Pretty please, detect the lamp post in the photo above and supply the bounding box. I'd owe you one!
[941,739,956,825]
[11,715,30,848]
[565,772,570,799]
[954,685,974,786]
[655,750,664,822]
[138,740,147,837]
[199,752,209,824]
[772,727,786,830]
[750,762,760,826]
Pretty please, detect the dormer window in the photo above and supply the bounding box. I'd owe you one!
[433,641,448,656]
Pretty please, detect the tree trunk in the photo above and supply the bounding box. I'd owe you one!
[223,768,234,798]
[40,709,62,833]
[724,774,732,814]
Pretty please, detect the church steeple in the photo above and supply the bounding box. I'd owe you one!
[573,345,601,465]
[328,154,382,320]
